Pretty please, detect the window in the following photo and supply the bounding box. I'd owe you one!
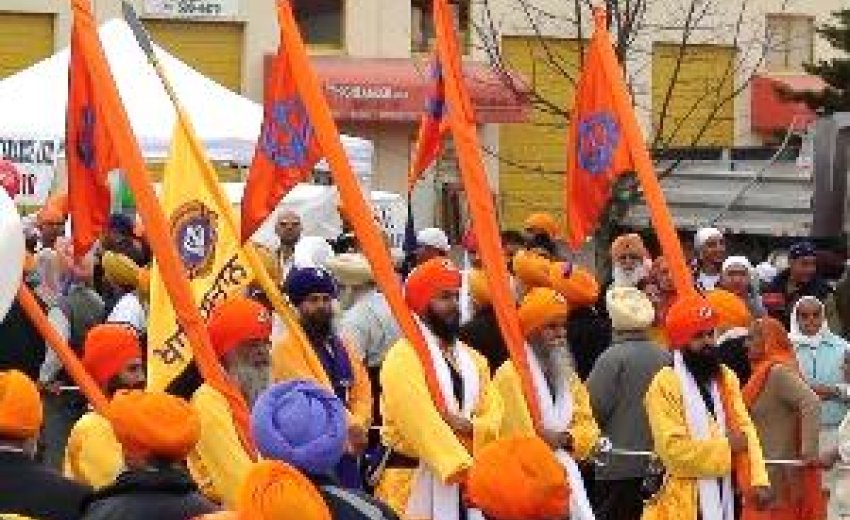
[293,0,344,48]
[411,0,470,53]
[766,14,814,72]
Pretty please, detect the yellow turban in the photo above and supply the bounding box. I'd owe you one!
[0,370,42,440]
[237,461,331,520]
[524,212,561,240]
[705,289,752,330]
[549,262,599,307]
[512,250,552,289]
[101,251,140,289]
[107,390,200,461]
[468,435,569,520]
[468,268,490,307]
[518,287,570,337]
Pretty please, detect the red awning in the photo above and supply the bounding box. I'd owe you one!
[751,74,826,133]
[264,56,530,124]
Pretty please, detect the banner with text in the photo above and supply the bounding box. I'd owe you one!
[0,137,59,207]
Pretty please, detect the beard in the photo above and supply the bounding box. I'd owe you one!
[302,310,334,341]
[682,348,722,384]
[228,359,270,407]
[424,308,461,343]
[532,343,574,392]
[612,263,648,288]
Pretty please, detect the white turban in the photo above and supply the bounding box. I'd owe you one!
[721,256,753,273]
[694,227,723,250]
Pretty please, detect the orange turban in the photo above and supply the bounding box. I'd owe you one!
[207,296,272,359]
[664,294,718,348]
[519,287,570,337]
[36,194,68,225]
[405,257,461,316]
[705,289,751,330]
[610,233,648,261]
[549,262,599,307]
[83,324,142,388]
[524,212,561,240]
[468,435,569,520]
[512,250,552,289]
[468,268,491,307]
[237,461,331,520]
[0,370,42,440]
[108,390,200,461]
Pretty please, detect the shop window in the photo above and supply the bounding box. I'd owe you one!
[411,0,470,54]
[293,0,344,48]
[766,14,814,72]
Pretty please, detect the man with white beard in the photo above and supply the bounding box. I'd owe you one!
[494,287,600,520]
[610,233,650,288]
[187,295,272,508]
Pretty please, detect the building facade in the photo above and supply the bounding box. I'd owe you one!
[0,0,844,233]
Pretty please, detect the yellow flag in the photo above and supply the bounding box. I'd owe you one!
[147,122,251,390]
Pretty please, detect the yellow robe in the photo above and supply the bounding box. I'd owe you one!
[271,333,373,432]
[642,366,769,520]
[493,360,600,461]
[63,412,123,489]
[375,338,503,519]
[187,384,253,508]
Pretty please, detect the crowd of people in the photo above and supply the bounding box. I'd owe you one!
[2,197,850,520]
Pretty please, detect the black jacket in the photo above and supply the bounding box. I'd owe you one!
[762,270,832,328]
[459,306,509,371]
[567,304,613,381]
[312,475,400,520]
[716,330,751,385]
[0,299,47,380]
[0,451,91,520]
[81,466,217,520]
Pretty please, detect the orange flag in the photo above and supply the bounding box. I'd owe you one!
[69,0,255,455]
[240,12,323,242]
[407,55,449,192]
[566,9,695,297]
[433,0,541,426]
[66,19,119,257]
[273,0,446,413]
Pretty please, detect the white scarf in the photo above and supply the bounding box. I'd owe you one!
[406,321,485,520]
[673,352,734,520]
[789,296,830,348]
[527,344,596,520]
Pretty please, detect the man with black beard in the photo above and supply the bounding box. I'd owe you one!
[374,257,503,520]
[273,266,372,490]
[643,295,770,520]
[187,295,272,508]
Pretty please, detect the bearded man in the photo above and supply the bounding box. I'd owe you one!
[375,257,503,520]
[64,324,146,489]
[642,295,770,520]
[494,287,600,520]
[188,295,272,508]
[272,266,372,489]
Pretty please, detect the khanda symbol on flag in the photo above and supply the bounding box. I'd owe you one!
[240,0,323,242]
[407,55,449,192]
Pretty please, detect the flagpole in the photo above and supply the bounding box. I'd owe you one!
[120,1,331,390]
[17,285,108,412]
[592,8,696,297]
[69,0,255,456]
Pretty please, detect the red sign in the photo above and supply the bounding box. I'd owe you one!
[0,159,20,198]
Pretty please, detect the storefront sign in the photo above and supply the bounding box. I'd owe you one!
[144,0,239,18]
[0,138,58,207]
[325,84,410,102]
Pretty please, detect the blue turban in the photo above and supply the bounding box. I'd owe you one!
[789,241,816,260]
[284,267,338,307]
[108,213,134,236]
[251,380,347,475]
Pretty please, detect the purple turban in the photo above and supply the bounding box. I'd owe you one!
[251,379,347,475]
[284,267,339,307]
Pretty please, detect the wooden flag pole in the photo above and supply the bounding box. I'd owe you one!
[121,1,330,389]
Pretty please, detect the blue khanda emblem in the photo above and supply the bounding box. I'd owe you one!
[577,112,620,175]
[76,106,97,170]
[170,201,219,279]
[259,98,313,169]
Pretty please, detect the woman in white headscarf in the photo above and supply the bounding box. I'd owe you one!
[790,295,850,518]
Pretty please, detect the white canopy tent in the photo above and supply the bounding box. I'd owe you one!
[0,18,372,172]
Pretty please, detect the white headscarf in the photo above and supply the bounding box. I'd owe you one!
[695,227,723,251]
[789,296,830,347]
